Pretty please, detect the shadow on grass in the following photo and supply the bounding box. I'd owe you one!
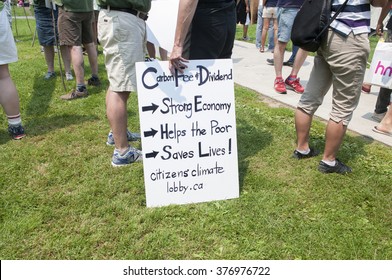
[24,114,99,136]
[309,132,373,163]
[26,74,57,117]
[236,117,272,191]
[0,114,99,145]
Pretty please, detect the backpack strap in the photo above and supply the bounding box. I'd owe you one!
[316,0,349,40]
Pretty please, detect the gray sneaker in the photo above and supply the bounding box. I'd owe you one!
[106,130,141,146]
[65,72,74,81]
[44,71,56,80]
[372,112,387,122]
[112,146,142,167]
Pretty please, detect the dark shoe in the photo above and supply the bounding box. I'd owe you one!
[283,60,294,67]
[60,88,88,100]
[87,76,101,87]
[266,58,274,65]
[8,124,26,140]
[292,148,319,159]
[318,159,352,174]
[266,59,293,66]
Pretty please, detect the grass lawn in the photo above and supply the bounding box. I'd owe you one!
[0,17,391,260]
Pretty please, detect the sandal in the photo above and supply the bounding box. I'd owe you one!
[372,126,392,137]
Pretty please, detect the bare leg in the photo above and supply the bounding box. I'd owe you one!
[147,41,156,58]
[273,18,278,47]
[84,42,98,77]
[260,18,270,52]
[243,24,248,38]
[0,64,21,117]
[159,47,168,61]
[295,108,313,151]
[43,46,55,73]
[60,45,72,73]
[375,103,392,133]
[273,41,288,78]
[106,89,130,153]
[323,120,347,161]
[70,45,85,85]
[290,48,308,76]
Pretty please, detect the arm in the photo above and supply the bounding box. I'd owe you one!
[169,0,198,73]
[376,0,392,35]
[371,0,389,7]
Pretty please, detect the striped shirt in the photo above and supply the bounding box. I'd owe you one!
[330,0,371,36]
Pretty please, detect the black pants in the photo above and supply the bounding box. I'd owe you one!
[374,87,391,114]
[183,1,236,60]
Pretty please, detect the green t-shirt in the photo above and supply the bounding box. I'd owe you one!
[96,0,151,13]
[53,0,93,12]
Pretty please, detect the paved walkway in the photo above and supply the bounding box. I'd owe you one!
[232,40,392,147]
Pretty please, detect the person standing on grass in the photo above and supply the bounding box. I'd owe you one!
[256,0,274,52]
[96,0,149,166]
[169,0,236,73]
[259,0,278,53]
[272,0,306,95]
[236,0,250,41]
[293,0,388,174]
[0,0,26,140]
[54,0,101,101]
[32,0,73,81]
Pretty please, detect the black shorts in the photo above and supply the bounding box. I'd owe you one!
[236,0,247,24]
[183,1,236,60]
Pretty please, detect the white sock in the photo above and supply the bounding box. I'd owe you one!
[296,148,310,155]
[322,159,336,166]
[116,146,130,156]
[7,114,22,126]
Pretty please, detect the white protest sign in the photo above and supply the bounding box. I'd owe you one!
[146,0,179,52]
[136,59,239,207]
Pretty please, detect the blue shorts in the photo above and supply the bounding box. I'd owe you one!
[34,6,58,46]
[277,8,299,43]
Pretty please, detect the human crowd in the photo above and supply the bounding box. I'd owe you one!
[0,0,391,174]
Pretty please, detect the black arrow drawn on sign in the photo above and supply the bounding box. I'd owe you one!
[145,151,159,159]
[142,103,159,114]
[144,128,158,138]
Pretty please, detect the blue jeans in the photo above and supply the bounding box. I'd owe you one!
[288,45,299,62]
[34,6,59,46]
[255,5,274,49]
